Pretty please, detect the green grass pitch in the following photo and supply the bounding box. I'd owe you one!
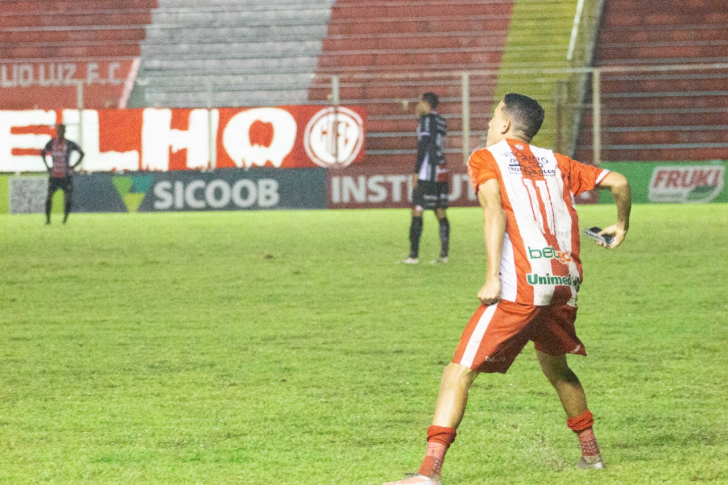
[1,204,726,484]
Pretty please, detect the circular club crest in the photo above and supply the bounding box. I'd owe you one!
[304,107,364,168]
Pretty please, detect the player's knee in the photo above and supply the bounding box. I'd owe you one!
[540,359,580,387]
[441,362,477,389]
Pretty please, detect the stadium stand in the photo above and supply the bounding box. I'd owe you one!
[308,0,513,169]
[0,0,156,110]
[307,0,585,169]
[133,0,335,108]
[575,0,728,162]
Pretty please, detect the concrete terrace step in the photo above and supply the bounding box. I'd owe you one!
[145,89,314,108]
[141,40,324,57]
[158,0,333,6]
[145,24,329,42]
[142,56,319,72]
[1,0,157,12]
[144,72,315,89]
[150,7,331,26]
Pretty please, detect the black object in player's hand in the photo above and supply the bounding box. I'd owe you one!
[583,226,615,245]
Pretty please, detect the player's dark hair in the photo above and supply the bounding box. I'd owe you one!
[421,92,439,109]
[502,93,545,141]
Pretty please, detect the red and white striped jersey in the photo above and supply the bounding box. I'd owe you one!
[468,139,610,307]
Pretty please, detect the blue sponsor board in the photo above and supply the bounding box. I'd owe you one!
[59,168,327,213]
[137,168,327,212]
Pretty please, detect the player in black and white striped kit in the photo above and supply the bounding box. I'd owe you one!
[41,124,84,224]
[404,92,450,264]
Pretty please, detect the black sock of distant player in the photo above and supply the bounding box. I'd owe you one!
[439,217,449,257]
[409,216,423,258]
[63,194,71,222]
[45,197,52,223]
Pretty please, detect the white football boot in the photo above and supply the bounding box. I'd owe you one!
[575,454,606,469]
[383,474,442,485]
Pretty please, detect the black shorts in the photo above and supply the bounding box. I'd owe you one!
[412,180,449,210]
[48,177,72,193]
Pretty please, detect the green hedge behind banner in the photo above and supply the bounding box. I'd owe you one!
[599,161,727,204]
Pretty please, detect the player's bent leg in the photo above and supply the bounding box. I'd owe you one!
[536,351,587,417]
[536,351,604,468]
[432,362,477,428]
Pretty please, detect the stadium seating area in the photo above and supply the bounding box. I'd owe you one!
[307,0,588,169]
[575,0,728,162]
[134,0,334,108]
[307,0,513,169]
[0,0,156,109]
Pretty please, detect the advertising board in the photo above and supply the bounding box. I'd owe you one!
[6,168,328,214]
[599,161,728,204]
[0,106,366,173]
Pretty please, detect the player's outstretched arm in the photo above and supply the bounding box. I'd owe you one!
[477,179,505,305]
[596,171,632,249]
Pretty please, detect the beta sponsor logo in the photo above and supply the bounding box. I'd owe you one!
[649,165,725,203]
[528,246,572,264]
[152,178,280,211]
[527,273,580,288]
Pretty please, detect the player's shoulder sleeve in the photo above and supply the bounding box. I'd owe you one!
[555,153,610,197]
[467,148,499,193]
[41,139,53,153]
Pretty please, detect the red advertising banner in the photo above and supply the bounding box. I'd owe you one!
[0,106,366,173]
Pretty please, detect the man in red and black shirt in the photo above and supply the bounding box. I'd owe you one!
[41,124,84,224]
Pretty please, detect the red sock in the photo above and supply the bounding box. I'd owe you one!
[418,426,457,478]
[567,410,600,457]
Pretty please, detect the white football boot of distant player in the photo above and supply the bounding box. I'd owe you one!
[383,474,442,485]
[403,257,420,264]
[575,455,606,469]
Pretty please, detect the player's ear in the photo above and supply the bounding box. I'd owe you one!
[501,117,511,135]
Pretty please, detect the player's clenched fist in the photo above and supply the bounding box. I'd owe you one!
[478,277,501,306]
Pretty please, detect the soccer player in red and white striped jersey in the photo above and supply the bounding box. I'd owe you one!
[384,94,632,485]
[41,124,84,224]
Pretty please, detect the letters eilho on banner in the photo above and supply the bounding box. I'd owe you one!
[0,106,366,173]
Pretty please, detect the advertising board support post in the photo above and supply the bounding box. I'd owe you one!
[592,67,601,166]
[77,80,84,169]
[462,72,470,165]
[331,74,340,165]
[206,80,215,170]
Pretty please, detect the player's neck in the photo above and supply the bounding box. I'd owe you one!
[505,135,530,144]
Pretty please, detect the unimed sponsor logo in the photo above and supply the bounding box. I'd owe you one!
[649,165,725,203]
[153,178,280,210]
[526,273,579,288]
